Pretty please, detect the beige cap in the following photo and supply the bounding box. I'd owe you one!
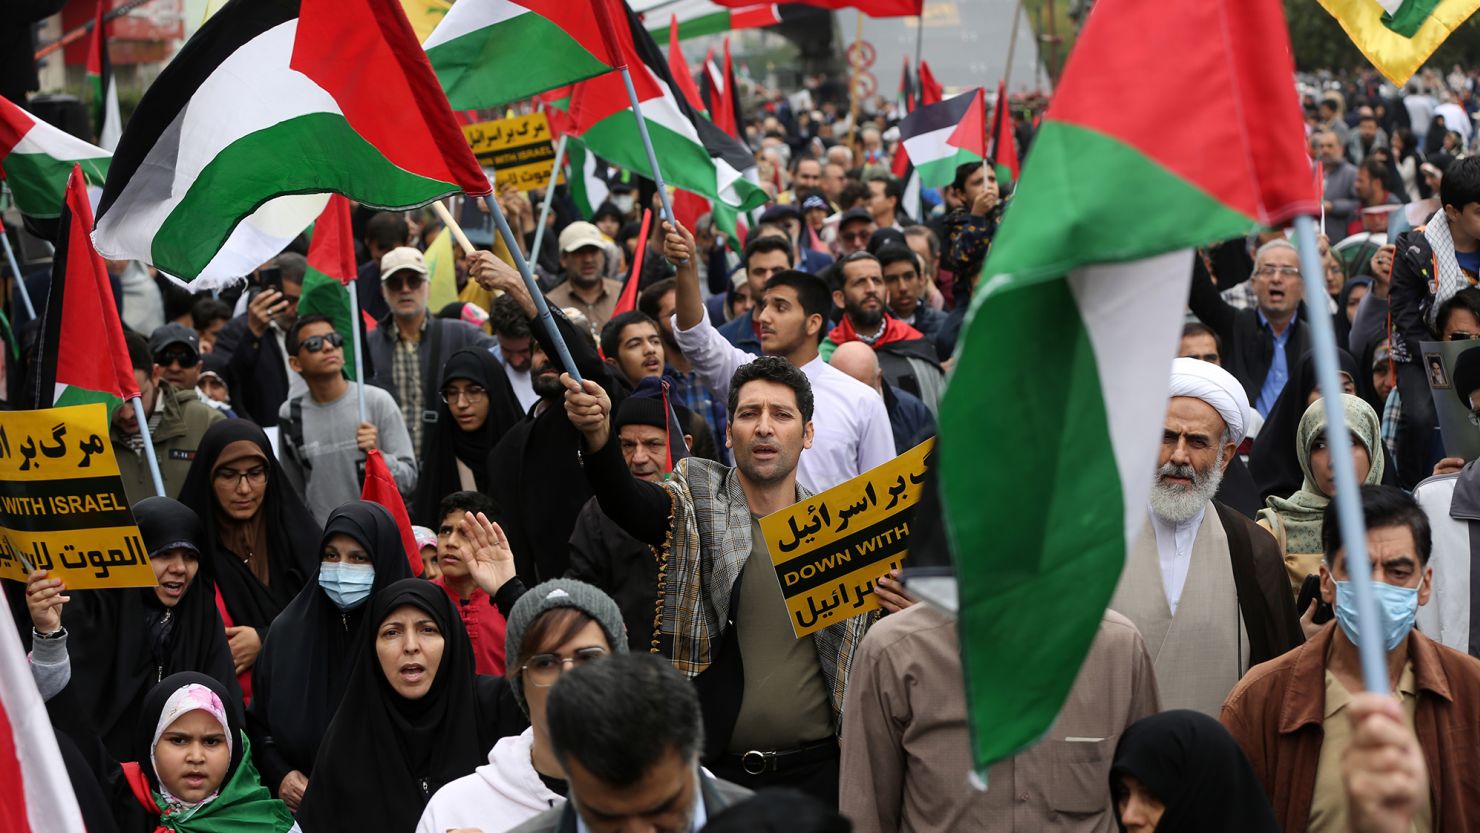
[558,221,606,253]
[380,246,428,279]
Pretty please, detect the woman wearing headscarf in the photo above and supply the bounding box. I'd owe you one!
[179,420,321,700]
[417,579,627,832]
[408,347,522,526]
[1335,276,1373,355]
[246,501,414,811]
[33,496,239,759]
[1257,395,1385,596]
[295,577,522,833]
[1110,710,1279,833]
[100,672,293,833]
[1249,350,1361,502]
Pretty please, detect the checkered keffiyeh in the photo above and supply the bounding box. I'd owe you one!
[657,457,869,725]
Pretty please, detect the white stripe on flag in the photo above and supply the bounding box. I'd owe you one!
[0,598,87,832]
[423,0,529,51]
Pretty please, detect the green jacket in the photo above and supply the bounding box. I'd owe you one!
[112,383,224,506]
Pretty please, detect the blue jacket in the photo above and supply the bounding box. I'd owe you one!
[884,381,936,454]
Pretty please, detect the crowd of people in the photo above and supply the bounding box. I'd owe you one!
[7,53,1480,833]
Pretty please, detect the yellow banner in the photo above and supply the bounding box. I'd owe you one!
[462,113,566,193]
[0,405,156,589]
[760,438,935,638]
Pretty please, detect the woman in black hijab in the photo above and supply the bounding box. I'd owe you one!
[295,579,513,833]
[49,496,239,760]
[1110,710,1279,833]
[178,420,321,702]
[246,501,413,811]
[409,347,521,526]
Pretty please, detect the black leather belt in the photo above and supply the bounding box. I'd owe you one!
[729,737,838,776]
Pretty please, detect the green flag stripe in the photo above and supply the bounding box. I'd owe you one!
[581,113,767,211]
[913,148,985,189]
[2,152,111,219]
[298,265,358,381]
[153,112,456,279]
[985,120,1256,287]
[429,13,612,110]
[1382,0,1442,36]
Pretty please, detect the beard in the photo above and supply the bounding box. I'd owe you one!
[846,298,884,331]
[1148,448,1225,523]
[532,361,564,398]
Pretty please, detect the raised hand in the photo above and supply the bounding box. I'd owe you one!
[458,511,516,598]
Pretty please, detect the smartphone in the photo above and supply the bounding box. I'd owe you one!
[259,266,283,293]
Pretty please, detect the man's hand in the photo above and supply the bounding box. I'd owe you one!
[1433,456,1465,477]
[225,626,262,675]
[1299,595,1323,641]
[663,220,696,266]
[279,771,309,812]
[459,511,516,598]
[468,251,536,317]
[969,184,999,217]
[561,372,611,452]
[874,569,915,614]
[25,570,68,635]
[247,289,289,338]
[356,422,380,453]
[1344,693,1428,833]
[1370,244,1396,298]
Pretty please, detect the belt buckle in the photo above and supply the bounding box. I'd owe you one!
[741,750,770,776]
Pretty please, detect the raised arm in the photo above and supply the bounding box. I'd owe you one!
[561,372,671,545]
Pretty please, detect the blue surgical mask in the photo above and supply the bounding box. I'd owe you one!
[1334,579,1422,652]
[320,563,375,611]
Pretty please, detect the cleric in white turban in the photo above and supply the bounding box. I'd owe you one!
[1107,355,1303,717]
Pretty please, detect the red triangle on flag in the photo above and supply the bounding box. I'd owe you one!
[361,449,424,575]
[306,195,358,285]
[668,16,707,114]
[946,87,987,160]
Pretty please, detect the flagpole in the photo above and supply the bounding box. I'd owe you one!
[531,134,568,257]
[130,395,166,497]
[0,221,38,320]
[429,199,584,385]
[1292,214,1387,694]
[346,278,367,425]
[1002,0,1024,95]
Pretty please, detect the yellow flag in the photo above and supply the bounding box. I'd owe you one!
[1317,0,1480,86]
[401,0,453,44]
[424,225,459,314]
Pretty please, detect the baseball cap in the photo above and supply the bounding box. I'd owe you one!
[839,207,874,226]
[380,246,428,280]
[148,323,200,358]
[759,204,801,224]
[559,221,607,253]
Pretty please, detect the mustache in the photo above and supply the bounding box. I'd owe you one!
[1156,461,1206,487]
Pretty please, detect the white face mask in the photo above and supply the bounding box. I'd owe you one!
[611,194,636,214]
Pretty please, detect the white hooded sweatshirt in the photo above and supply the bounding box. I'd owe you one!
[416,727,564,833]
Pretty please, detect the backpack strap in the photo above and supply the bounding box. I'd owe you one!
[283,395,311,472]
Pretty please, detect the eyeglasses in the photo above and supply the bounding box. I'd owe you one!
[840,230,872,243]
[1256,265,1300,277]
[1447,331,1480,342]
[440,385,487,405]
[384,274,427,292]
[1183,353,1220,364]
[154,349,199,368]
[520,646,608,687]
[298,332,345,354]
[214,466,267,487]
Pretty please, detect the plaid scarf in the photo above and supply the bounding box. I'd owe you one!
[1424,209,1464,332]
[656,457,869,724]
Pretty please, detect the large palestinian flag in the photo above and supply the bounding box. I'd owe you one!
[34,166,139,414]
[569,4,765,213]
[898,88,985,189]
[425,0,618,110]
[938,0,1316,777]
[0,97,110,219]
[92,0,490,286]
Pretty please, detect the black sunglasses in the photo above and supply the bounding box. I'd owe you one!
[298,332,345,354]
[154,349,199,368]
[385,274,426,291]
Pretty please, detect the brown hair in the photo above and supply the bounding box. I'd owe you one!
[506,607,597,681]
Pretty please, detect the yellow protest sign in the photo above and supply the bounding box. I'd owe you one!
[462,113,566,192]
[0,405,156,590]
[760,438,935,638]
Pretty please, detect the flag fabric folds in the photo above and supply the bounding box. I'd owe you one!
[652,2,781,42]
[1317,0,1480,85]
[699,37,743,141]
[668,16,708,114]
[918,59,943,106]
[938,0,1316,778]
[898,88,985,188]
[362,449,425,575]
[34,165,140,415]
[990,80,1021,184]
[299,195,362,380]
[92,0,491,286]
[87,0,122,151]
[0,96,110,220]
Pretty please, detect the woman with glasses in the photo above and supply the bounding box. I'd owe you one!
[180,420,321,703]
[409,347,522,527]
[246,502,413,812]
[416,578,628,833]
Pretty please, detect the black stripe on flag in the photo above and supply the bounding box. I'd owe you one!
[898,92,977,142]
[98,0,300,220]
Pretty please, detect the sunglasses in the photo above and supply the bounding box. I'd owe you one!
[154,349,199,368]
[298,332,345,354]
[1447,331,1480,342]
[385,273,426,292]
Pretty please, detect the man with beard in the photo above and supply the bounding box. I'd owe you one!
[489,294,538,412]
[1109,358,1303,716]
[469,251,625,584]
[820,250,945,413]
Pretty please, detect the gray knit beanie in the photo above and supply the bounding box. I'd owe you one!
[504,578,628,714]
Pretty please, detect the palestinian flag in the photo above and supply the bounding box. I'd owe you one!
[918,59,943,105]
[566,136,611,217]
[938,0,1315,778]
[989,80,1021,184]
[699,37,742,140]
[0,96,110,219]
[298,195,362,380]
[897,55,917,114]
[899,88,985,188]
[651,3,781,42]
[34,165,140,414]
[424,0,619,110]
[92,0,490,286]
[710,0,919,15]
[1318,0,1480,85]
[570,5,764,212]
[0,600,88,833]
[87,0,122,151]
[668,16,707,113]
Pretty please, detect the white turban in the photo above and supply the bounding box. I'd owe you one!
[1167,357,1251,445]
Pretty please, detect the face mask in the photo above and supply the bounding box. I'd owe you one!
[320,563,375,611]
[611,194,636,214]
[1334,578,1421,652]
